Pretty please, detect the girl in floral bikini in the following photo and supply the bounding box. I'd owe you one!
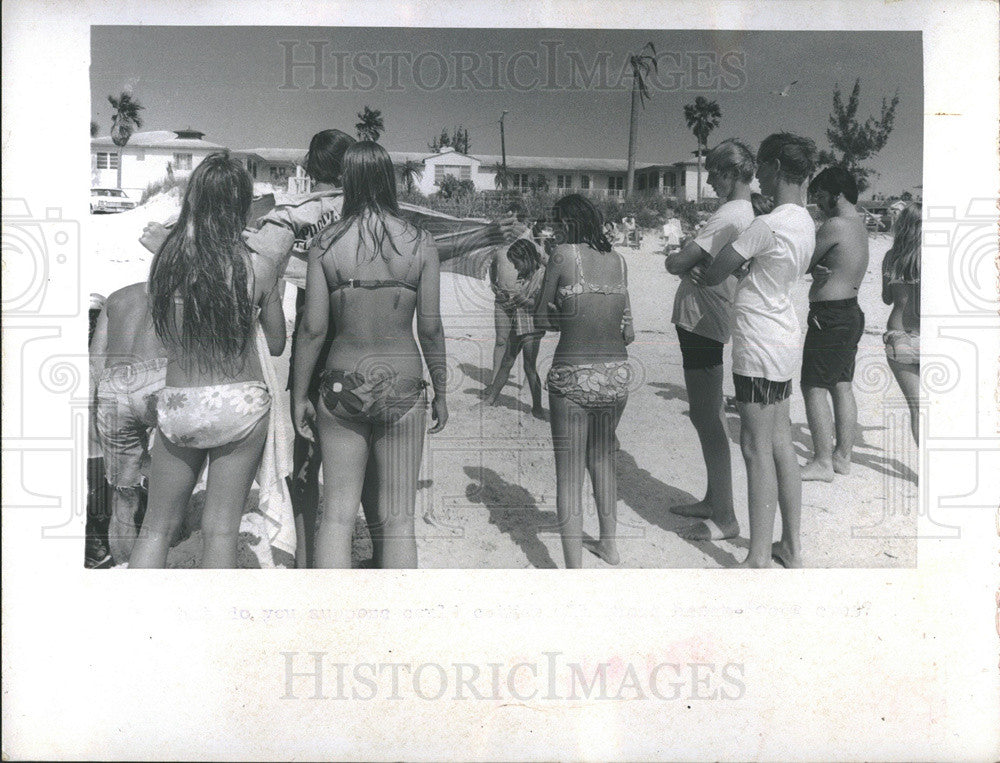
[131,152,287,568]
[536,194,634,568]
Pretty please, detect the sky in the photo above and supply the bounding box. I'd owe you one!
[91,27,922,197]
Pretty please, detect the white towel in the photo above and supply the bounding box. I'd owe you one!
[253,323,296,564]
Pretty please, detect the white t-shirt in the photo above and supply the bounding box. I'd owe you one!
[730,204,816,381]
[671,199,754,344]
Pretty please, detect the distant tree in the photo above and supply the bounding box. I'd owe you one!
[900,190,913,201]
[817,78,900,193]
[90,121,99,137]
[492,162,512,190]
[625,42,657,199]
[683,96,722,201]
[437,174,474,199]
[527,174,550,195]
[397,159,422,193]
[108,91,144,189]
[356,106,385,142]
[429,126,471,154]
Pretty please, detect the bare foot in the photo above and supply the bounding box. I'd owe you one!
[583,538,620,565]
[734,556,773,568]
[771,541,802,568]
[677,518,739,541]
[670,500,712,519]
[832,453,852,475]
[800,460,835,482]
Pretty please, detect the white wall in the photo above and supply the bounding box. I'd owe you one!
[91,147,216,199]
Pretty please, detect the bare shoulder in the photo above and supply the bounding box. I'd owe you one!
[107,281,149,310]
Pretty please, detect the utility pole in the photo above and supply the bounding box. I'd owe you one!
[499,110,508,191]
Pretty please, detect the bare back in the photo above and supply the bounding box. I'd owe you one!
[809,213,870,301]
[319,214,428,379]
[102,283,166,369]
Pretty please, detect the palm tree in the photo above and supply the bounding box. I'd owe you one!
[625,42,657,199]
[397,159,422,193]
[492,161,512,191]
[356,106,385,142]
[108,91,144,190]
[683,96,722,201]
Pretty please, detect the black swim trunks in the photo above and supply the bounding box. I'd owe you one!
[676,326,724,370]
[800,297,865,388]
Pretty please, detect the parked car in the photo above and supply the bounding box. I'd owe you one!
[90,188,137,214]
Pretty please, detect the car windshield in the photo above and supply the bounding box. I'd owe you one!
[92,189,125,197]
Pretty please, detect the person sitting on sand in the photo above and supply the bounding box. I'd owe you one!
[881,202,922,444]
[800,167,870,482]
[89,283,168,565]
[483,236,547,417]
[130,152,287,569]
[292,141,447,569]
[664,139,756,541]
[536,194,634,568]
[693,133,817,568]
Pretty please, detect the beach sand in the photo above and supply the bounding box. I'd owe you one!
[90,201,917,568]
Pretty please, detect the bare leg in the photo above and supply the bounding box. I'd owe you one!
[129,431,205,568]
[830,380,858,473]
[736,401,779,568]
[771,398,802,568]
[549,393,588,568]
[675,365,739,540]
[200,416,269,569]
[107,485,143,564]
[483,327,522,405]
[290,392,321,568]
[583,400,624,564]
[800,384,835,481]
[489,302,514,392]
[360,457,383,567]
[888,359,921,445]
[313,404,370,569]
[368,398,427,568]
[520,334,545,418]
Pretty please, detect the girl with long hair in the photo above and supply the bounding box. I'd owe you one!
[131,152,287,568]
[536,194,634,568]
[292,141,447,568]
[881,202,921,443]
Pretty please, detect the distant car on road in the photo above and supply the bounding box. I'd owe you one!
[90,188,137,214]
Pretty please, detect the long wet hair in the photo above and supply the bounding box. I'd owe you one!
[551,194,612,253]
[318,140,415,262]
[883,202,921,285]
[149,151,254,374]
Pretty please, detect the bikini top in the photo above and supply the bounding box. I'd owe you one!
[328,228,425,306]
[556,244,628,304]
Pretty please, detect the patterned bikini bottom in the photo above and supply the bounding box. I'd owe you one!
[157,382,271,449]
[319,368,427,426]
[545,360,632,409]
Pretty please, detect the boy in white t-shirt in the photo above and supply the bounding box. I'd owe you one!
[664,139,756,542]
[696,132,817,568]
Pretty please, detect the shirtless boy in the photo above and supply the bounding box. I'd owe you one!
[90,282,167,563]
[800,167,869,481]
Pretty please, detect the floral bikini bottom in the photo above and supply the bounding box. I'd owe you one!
[157,382,271,449]
[319,368,427,426]
[545,360,632,409]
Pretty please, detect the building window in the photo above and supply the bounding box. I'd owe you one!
[434,164,471,184]
[270,165,290,182]
[607,176,624,192]
[556,174,573,190]
[173,153,193,171]
[96,152,119,170]
[637,174,647,191]
[580,175,590,190]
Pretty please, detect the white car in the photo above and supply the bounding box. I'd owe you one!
[90,188,137,214]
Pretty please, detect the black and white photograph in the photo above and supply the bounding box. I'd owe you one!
[2,0,998,759]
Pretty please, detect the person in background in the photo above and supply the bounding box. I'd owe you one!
[881,202,922,444]
[799,167,870,481]
[694,133,817,568]
[664,139,756,541]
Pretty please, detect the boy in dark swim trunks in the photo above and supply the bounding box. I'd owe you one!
[800,167,870,482]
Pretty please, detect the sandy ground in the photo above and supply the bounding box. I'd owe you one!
[90,201,917,568]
